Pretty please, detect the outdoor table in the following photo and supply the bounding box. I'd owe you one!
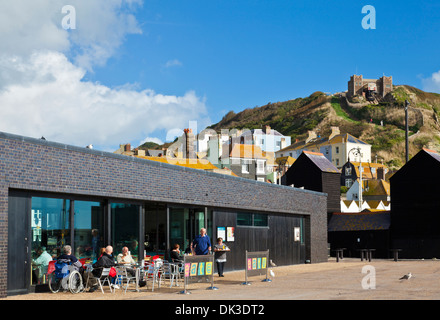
[389,249,402,262]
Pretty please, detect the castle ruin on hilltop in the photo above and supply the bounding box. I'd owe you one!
[347,74,393,101]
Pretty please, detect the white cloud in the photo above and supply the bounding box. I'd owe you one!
[164,59,183,68]
[0,0,142,71]
[422,70,440,93]
[0,51,210,151]
[0,1,212,151]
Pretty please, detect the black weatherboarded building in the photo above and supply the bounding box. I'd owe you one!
[390,148,440,258]
[0,131,328,297]
[284,151,341,216]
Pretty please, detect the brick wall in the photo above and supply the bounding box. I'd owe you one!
[0,131,327,297]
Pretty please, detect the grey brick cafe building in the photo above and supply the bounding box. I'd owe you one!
[0,131,327,297]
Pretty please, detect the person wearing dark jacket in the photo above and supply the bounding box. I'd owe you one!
[92,246,115,277]
[85,245,116,292]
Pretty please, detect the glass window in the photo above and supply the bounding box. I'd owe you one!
[73,201,104,262]
[145,203,167,257]
[256,160,265,174]
[237,213,252,226]
[253,214,268,227]
[31,197,71,284]
[169,208,188,255]
[237,212,268,227]
[111,203,140,262]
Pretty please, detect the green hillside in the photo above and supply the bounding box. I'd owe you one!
[208,85,440,169]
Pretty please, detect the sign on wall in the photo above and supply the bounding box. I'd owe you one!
[294,227,300,242]
[227,227,235,241]
[217,227,226,240]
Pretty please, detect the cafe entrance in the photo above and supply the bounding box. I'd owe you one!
[169,207,212,254]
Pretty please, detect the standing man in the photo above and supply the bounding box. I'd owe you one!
[191,228,212,255]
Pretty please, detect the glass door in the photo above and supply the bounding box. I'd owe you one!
[30,197,71,285]
[169,207,211,257]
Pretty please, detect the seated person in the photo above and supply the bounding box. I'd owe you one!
[117,246,136,277]
[32,246,53,284]
[117,246,136,265]
[57,245,83,272]
[85,245,116,292]
[170,244,183,262]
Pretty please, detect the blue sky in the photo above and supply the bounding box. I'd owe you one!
[88,1,440,109]
[0,1,439,151]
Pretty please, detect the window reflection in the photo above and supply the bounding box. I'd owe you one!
[31,197,71,284]
[145,203,166,259]
[73,201,104,262]
[111,203,140,262]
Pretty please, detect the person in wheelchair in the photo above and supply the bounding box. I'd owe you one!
[49,245,84,293]
[56,245,83,273]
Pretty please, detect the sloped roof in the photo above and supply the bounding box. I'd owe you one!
[362,179,390,196]
[329,133,369,145]
[350,162,389,180]
[281,132,370,154]
[301,151,340,173]
[391,148,440,182]
[275,156,296,166]
[241,128,286,137]
[136,156,218,170]
[422,148,440,162]
[328,211,390,231]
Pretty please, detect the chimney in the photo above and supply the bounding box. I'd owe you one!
[377,167,385,180]
[280,137,286,149]
[306,131,317,143]
[184,128,195,159]
[329,126,340,140]
[263,125,271,134]
[124,144,131,152]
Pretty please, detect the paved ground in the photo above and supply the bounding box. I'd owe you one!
[3,258,440,301]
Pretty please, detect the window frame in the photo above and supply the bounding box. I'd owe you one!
[236,212,269,228]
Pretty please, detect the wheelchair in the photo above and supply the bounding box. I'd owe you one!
[48,261,84,294]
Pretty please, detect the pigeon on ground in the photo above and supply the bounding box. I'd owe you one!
[269,269,275,277]
[270,259,277,267]
[399,272,412,280]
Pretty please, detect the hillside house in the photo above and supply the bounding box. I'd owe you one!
[237,125,291,153]
[346,179,390,202]
[276,127,371,169]
[220,143,268,182]
[341,161,389,188]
